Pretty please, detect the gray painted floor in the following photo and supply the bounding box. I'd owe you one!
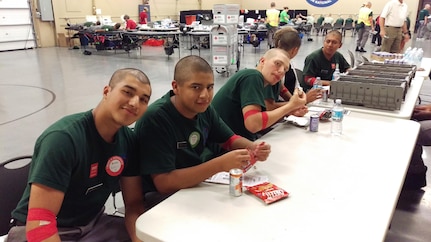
[1,32,431,241]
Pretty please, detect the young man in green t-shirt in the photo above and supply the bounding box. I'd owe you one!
[303,30,350,90]
[135,55,271,194]
[8,68,151,241]
[212,48,307,141]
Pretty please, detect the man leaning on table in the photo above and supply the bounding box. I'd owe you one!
[134,55,271,195]
[302,30,350,90]
[6,68,150,242]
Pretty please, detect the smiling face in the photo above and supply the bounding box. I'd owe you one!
[172,72,214,119]
[104,73,151,126]
[258,49,290,86]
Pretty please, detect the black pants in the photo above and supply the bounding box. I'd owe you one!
[371,25,381,46]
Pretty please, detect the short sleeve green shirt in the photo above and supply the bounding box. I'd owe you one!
[135,91,234,175]
[303,48,350,89]
[212,69,266,141]
[12,111,138,226]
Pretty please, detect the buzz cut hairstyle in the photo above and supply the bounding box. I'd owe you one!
[109,68,151,87]
[263,48,290,61]
[273,27,301,51]
[174,55,213,85]
[326,30,343,42]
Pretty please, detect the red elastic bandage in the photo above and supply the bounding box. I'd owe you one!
[243,109,260,121]
[261,112,269,130]
[222,134,242,150]
[305,76,316,86]
[280,86,288,94]
[27,208,57,242]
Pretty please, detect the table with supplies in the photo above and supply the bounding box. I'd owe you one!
[135,111,420,242]
[310,75,424,119]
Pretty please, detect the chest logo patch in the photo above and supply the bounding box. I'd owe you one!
[189,131,200,148]
[105,156,124,176]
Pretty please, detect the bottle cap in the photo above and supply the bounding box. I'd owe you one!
[335,99,342,104]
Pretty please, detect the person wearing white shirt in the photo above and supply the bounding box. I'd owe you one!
[379,0,409,53]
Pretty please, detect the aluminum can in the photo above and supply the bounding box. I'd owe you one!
[229,168,243,196]
[322,89,328,102]
[309,114,319,132]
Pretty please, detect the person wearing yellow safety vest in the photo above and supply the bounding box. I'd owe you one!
[355,2,374,52]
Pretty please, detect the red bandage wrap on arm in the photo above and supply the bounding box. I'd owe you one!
[27,208,57,242]
[243,109,260,121]
[305,76,316,86]
[280,86,288,94]
[222,134,242,150]
[261,112,269,130]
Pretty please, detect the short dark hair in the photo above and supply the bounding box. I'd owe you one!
[174,55,213,85]
[325,30,343,42]
[109,68,151,87]
[274,27,301,51]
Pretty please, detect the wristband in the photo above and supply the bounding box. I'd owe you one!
[280,86,288,94]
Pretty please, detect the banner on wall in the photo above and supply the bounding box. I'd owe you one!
[306,0,338,8]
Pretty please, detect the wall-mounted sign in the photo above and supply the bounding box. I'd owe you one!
[306,0,338,8]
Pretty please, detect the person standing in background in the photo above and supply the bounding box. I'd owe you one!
[371,15,382,47]
[380,0,409,53]
[139,7,148,25]
[265,2,280,48]
[355,2,374,53]
[417,4,430,40]
[400,16,412,52]
[279,7,290,26]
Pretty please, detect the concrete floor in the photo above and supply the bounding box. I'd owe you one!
[1,32,431,241]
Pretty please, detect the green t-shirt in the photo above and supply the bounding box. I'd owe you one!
[135,91,234,176]
[212,69,266,141]
[303,48,350,89]
[419,9,430,21]
[335,18,344,25]
[12,110,139,226]
[317,16,325,25]
[280,10,290,24]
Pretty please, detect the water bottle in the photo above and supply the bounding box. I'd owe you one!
[332,63,340,81]
[331,99,344,135]
[313,77,322,104]
[313,77,322,89]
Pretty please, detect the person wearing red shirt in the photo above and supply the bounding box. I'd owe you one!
[140,7,148,24]
[124,15,137,30]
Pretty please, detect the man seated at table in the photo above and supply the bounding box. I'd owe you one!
[211,48,307,141]
[7,68,150,242]
[405,104,431,190]
[302,30,350,91]
[134,55,271,194]
[124,14,137,30]
[263,27,320,115]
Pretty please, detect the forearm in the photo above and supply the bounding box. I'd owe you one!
[124,208,144,242]
[244,103,295,133]
[152,160,223,193]
[230,137,254,150]
[265,98,287,111]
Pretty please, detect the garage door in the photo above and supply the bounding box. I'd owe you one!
[0,0,35,51]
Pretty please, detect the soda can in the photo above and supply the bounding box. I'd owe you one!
[322,89,328,102]
[309,114,319,132]
[229,168,243,196]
